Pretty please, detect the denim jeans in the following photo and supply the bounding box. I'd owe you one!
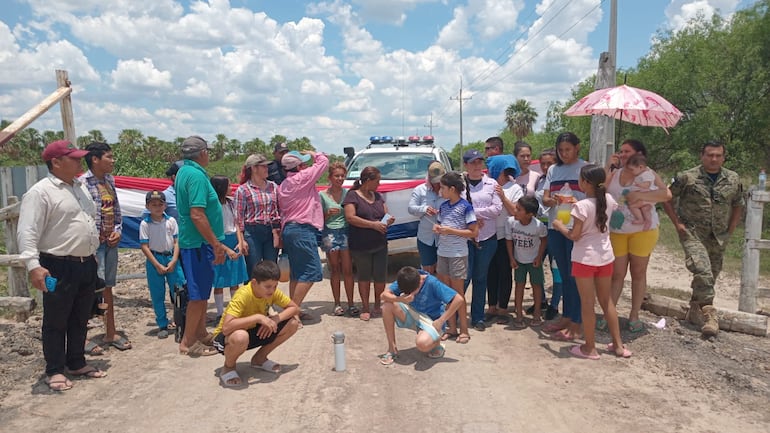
[548,229,581,323]
[465,237,498,324]
[244,224,278,276]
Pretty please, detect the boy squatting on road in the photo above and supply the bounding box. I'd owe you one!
[379,266,467,365]
[212,260,300,387]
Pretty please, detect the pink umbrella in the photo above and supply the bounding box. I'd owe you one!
[564,84,683,132]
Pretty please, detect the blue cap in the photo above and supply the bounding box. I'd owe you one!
[486,154,521,180]
[282,150,312,170]
[462,149,484,164]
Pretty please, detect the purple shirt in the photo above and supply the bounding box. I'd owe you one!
[277,153,329,230]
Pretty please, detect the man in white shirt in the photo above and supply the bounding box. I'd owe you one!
[17,140,107,392]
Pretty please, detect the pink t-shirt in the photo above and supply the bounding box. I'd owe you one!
[570,194,618,266]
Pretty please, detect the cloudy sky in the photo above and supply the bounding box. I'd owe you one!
[0,0,755,155]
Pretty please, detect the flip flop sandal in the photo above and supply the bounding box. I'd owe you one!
[220,369,242,387]
[108,336,132,351]
[359,312,371,322]
[333,305,345,316]
[68,366,108,379]
[542,322,566,333]
[512,318,527,329]
[379,351,397,365]
[456,334,470,344]
[596,318,609,332]
[607,342,633,358]
[250,359,281,374]
[570,345,600,360]
[551,330,575,342]
[427,344,446,359]
[84,340,104,356]
[45,376,73,391]
[440,332,458,341]
[530,318,544,327]
[346,306,360,317]
[184,341,218,357]
[628,320,645,333]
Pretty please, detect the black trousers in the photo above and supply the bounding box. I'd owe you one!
[487,238,513,310]
[40,254,97,376]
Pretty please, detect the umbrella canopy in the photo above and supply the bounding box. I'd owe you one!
[564,84,683,130]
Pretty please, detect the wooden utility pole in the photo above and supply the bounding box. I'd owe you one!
[589,0,617,165]
[450,76,471,147]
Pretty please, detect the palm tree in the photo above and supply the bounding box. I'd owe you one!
[118,129,144,147]
[505,99,538,141]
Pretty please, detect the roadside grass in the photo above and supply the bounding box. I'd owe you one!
[655,208,770,278]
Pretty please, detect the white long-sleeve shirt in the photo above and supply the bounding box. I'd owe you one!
[17,174,100,271]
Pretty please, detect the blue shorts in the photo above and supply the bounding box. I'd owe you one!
[282,223,323,283]
[394,303,441,342]
[96,242,118,287]
[180,245,215,301]
[321,227,348,253]
[416,239,438,267]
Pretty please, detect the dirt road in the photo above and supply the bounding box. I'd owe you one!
[0,246,768,433]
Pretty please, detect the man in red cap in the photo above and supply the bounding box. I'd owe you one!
[17,140,107,392]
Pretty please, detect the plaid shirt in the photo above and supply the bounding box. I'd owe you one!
[233,179,281,231]
[78,170,122,241]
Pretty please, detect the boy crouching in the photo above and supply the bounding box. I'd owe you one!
[212,260,299,387]
[379,266,467,365]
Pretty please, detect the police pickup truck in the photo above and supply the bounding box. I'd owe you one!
[343,135,453,240]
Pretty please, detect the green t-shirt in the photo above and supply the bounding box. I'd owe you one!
[175,159,224,248]
[319,188,348,230]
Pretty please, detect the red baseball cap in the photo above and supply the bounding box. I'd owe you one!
[41,140,89,162]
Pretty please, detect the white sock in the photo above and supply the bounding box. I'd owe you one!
[214,293,224,316]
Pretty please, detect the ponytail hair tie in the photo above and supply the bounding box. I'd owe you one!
[597,182,605,188]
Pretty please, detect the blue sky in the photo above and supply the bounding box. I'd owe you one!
[0,0,756,155]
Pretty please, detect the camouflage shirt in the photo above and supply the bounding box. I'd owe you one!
[670,165,744,238]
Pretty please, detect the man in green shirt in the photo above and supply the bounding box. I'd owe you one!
[175,136,226,356]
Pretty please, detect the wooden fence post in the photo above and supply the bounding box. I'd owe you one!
[739,189,770,313]
[56,70,77,145]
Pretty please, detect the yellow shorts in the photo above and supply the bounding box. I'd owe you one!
[610,228,659,257]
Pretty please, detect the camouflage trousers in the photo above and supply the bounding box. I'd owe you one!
[678,229,725,306]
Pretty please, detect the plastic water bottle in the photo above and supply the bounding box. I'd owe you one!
[332,331,346,372]
[759,169,767,190]
[556,183,573,225]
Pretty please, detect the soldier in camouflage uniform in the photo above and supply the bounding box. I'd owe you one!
[662,142,744,337]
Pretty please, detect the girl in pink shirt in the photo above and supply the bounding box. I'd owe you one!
[553,164,631,360]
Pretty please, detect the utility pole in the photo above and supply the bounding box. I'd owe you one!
[589,0,617,166]
[424,113,436,135]
[449,76,471,147]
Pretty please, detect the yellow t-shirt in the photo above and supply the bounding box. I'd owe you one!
[212,281,291,336]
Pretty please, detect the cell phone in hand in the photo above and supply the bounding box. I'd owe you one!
[45,275,57,292]
[380,213,392,224]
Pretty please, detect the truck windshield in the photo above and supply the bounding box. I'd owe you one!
[347,153,436,180]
